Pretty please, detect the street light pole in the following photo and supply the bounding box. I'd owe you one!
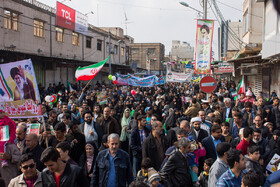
[109,30,111,76]
[203,0,207,19]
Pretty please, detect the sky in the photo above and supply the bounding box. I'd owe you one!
[37,0,244,58]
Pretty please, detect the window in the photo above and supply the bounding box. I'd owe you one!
[34,20,44,37]
[244,10,249,33]
[121,47,125,56]
[148,48,156,56]
[131,48,139,54]
[114,45,118,54]
[56,27,64,42]
[106,42,110,53]
[86,37,91,48]
[4,10,19,31]
[97,40,102,51]
[72,32,79,45]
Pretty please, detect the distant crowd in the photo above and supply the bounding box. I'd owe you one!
[1,80,280,187]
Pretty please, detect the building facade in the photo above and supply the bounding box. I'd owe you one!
[130,43,165,75]
[0,0,133,87]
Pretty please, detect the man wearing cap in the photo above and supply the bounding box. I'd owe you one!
[201,100,213,115]
[191,117,208,143]
[185,98,201,118]
[10,66,35,101]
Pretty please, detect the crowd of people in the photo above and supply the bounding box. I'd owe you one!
[1,80,280,187]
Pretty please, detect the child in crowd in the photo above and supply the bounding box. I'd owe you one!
[136,158,152,184]
[198,158,214,187]
[147,168,162,187]
[0,107,16,167]
[221,122,233,143]
[188,137,206,186]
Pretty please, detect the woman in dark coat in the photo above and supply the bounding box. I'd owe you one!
[79,141,99,183]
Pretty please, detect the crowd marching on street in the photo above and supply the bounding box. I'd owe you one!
[1,80,280,187]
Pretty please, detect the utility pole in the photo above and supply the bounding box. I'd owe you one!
[109,30,111,76]
[50,11,52,56]
[146,48,150,75]
[203,0,207,19]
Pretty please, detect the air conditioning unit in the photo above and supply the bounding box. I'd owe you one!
[241,67,258,75]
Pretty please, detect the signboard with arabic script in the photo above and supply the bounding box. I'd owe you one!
[0,99,42,118]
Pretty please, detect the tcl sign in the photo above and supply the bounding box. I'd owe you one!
[56,2,75,31]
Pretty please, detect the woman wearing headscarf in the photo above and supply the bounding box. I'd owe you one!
[79,141,98,184]
[120,108,131,153]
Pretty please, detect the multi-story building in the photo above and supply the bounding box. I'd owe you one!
[130,43,165,75]
[0,0,134,86]
[227,0,265,95]
[169,40,194,71]
[258,0,280,96]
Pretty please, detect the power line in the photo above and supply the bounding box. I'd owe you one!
[216,0,263,19]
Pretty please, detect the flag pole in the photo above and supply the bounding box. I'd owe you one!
[42,117,48,148]
[82,79,93,93]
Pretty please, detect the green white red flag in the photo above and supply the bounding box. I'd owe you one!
[0,125,9,141]
[237,76,245,95]
[75,56,109,81]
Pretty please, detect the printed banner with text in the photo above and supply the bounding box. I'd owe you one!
[195,19,214,74]
[0,59,42,118]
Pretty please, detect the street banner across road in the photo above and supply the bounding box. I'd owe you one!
[116,74,164,87]
[195,19,214,74]
[199,76,217,93]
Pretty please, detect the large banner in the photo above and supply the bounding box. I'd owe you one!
[56,2,88,35]
[166,64,192,82]
[116,74,164,87]
[0,59,41,118]
[195,19,214,74]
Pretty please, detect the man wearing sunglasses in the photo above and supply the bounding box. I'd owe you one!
[9,153,43,187]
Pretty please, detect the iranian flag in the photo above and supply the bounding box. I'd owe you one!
[67,81,74,92]
[75,56,109,81]
[237,76,245,95]
[0,125,9,141]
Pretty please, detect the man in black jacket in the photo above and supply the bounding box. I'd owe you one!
[161,137,193,187]
[40,147,89,187]
[142,121,168,171]
[22,133,45,171]
[130,115,150,178]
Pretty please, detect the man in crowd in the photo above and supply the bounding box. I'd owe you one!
[252,115,270,139]
[202,125,225,160]
[65,122,86,163]
[198,110,212,135]
[22,134,45,172]
[236,127,253,155]
[79,110,103,147]
[208,142,231,187]
[252,129,271,161]
[161,137,193,187]
[190,117,208,142]
[15,125,26,153]
[142,121,168,171]
[9,153,43,187]
[216,149,246,187]
[56,142,78,165]
[91,133,133,187]
[40,147,89,187]
[97,107,121,135]
[130,115,150,177]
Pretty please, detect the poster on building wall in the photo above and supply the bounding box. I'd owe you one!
[56,2,88,35]
[195,19,214,74]
[0,59,42,118]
